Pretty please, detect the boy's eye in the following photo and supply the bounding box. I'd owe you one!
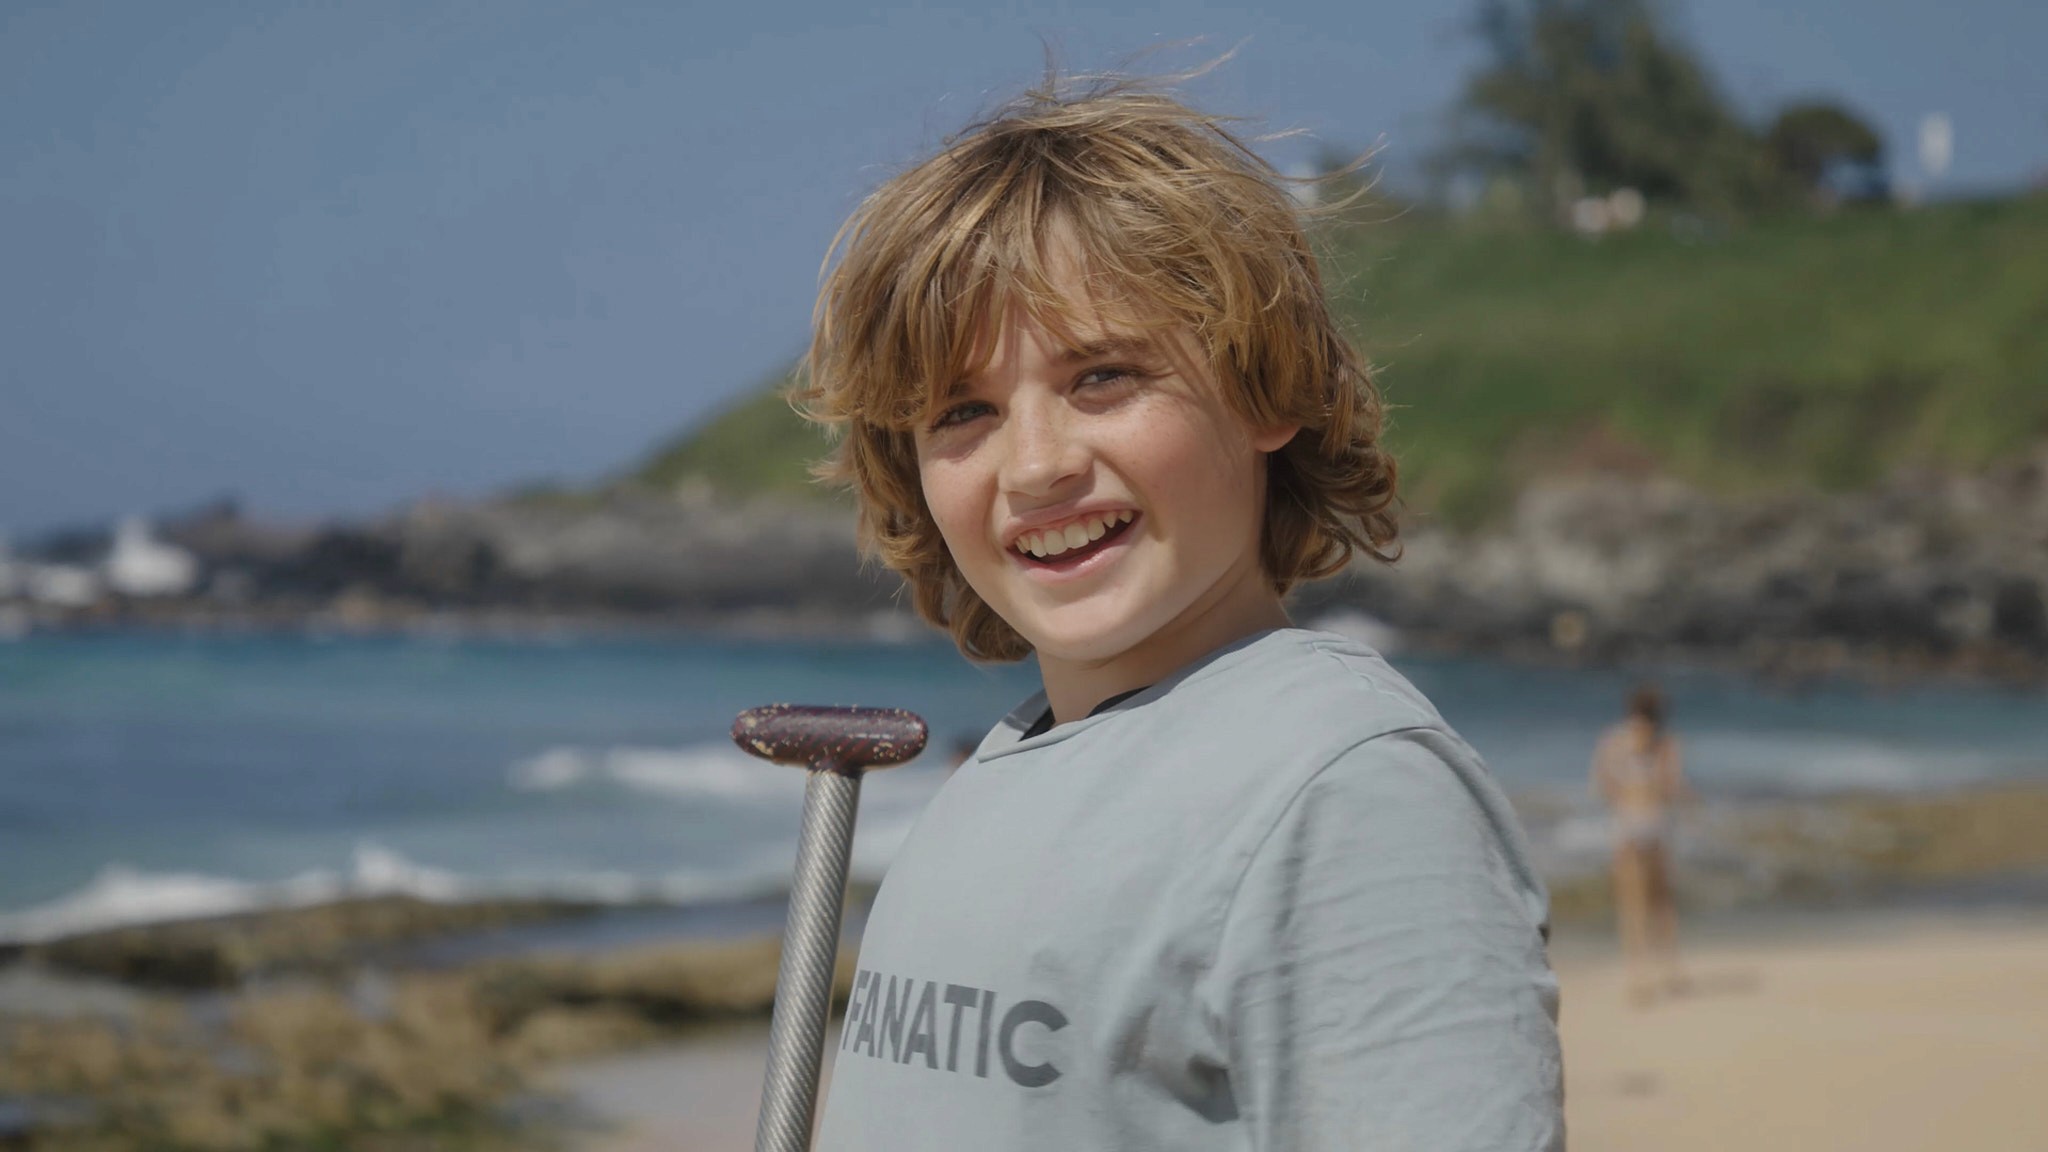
[1077,366,1138,390]
[929,400,993,430]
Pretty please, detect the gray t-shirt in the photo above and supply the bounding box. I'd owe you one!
[817,629,1564,1151]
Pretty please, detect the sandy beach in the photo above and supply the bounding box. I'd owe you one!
[1559,909,2048,1152]
[558,908,2048,1152]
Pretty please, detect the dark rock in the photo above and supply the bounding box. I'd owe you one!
[1991,579,2047,651]
[32,896,596,990]
[98,444,2048,680]
[1327,446,2048,678]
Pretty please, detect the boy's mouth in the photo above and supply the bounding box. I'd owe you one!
[1010,510,1138,567]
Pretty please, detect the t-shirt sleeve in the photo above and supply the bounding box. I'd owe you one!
[1208,725,1564,1151]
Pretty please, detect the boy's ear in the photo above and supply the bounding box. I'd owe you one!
[1251,423,1301,453]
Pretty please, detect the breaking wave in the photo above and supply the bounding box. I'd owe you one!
[1682,730,2020,795]
[508,743,812,803]
[506,740,945,883]
[0,843,768,946]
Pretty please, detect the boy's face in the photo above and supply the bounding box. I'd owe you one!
[913,248,1297,670]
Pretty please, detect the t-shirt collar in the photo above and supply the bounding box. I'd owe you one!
[975,626,1301,761]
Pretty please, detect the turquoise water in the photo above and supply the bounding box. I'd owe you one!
[2,631,2044,940]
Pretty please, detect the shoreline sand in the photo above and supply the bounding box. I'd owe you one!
[555,905,2048,1152]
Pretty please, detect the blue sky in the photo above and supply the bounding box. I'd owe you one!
[4,0,2044,535]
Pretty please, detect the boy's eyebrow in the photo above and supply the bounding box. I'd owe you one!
[946,333,1162,395]
[1055,334,1158,363]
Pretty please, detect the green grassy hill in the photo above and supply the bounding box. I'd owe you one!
[630,196,2048,523]
[632,368,826,502]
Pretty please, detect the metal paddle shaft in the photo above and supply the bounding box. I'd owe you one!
[733,704,927,1152]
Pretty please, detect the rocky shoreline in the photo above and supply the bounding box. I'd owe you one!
[5,783,2046,1149]
[15,448,2048,684]
[0,897,846,1152]
[1329,450,2048,684]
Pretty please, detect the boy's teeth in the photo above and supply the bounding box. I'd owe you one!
[1017,511,1136,560]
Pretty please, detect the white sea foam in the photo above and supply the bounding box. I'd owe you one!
[506,741,953,814]
[0,867,281,944]
[603,746,807,803]
[349,843,465,901]
[508,748,593,792]
[0,740,955,944]
[510,743,812,804]
[1685,730,2013,795]
[1475,722,2027,797]
[1508,726,2033,880]
[0,842,736,945]
[503,741,949,887]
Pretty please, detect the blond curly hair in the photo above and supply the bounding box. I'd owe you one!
[797,76,1399,661]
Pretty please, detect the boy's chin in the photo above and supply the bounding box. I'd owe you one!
[1014,608,1163,668]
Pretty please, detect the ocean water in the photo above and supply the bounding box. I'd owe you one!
[2,630,2044,943]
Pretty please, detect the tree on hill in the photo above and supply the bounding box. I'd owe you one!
[1766,100,1888,205]
[1438,0,1785,220]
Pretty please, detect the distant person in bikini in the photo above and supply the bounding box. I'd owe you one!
[1592,684,1692,1004]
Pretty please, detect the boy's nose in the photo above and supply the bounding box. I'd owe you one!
[997,399,1088,497]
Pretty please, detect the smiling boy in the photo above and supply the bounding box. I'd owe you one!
[800,79,1563,1151]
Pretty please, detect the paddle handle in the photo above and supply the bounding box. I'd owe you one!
[732,704,927,1152]
[754,766,861,1152]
